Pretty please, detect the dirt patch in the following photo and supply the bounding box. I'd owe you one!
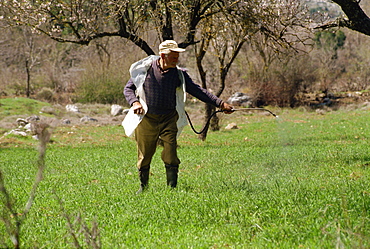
[1,92,370,133]
[0,103,127,132]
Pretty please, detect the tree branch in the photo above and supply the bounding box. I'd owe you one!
[315,0,370,36]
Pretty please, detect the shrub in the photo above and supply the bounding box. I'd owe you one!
[74,66,128,105]
[36,87,54,102]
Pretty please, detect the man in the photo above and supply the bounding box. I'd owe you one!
[123,40,233,194]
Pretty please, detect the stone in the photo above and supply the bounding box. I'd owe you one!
[225,123,238,130]
[66,104,80,113]
[40,106,55,115]
[111,104,123,116]
[61,119,71,125]
[80,116,98,123]
[26,115,40,122]
[5,129,28,137]
[16,118,28,127]
[227,92,252,106]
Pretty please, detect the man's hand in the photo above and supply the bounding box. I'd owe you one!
[132,101,144,115]
[220,102,234,114]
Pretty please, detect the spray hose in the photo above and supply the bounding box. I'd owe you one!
[185,108,277,135]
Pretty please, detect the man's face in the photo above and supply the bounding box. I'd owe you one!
[163,51,180,68]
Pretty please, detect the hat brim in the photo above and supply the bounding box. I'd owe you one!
[169,48,186,53]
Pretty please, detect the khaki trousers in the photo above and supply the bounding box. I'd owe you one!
[135,110,180,170]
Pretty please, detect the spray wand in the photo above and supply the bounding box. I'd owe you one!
[185,108,278,135]
[231,108,278,117]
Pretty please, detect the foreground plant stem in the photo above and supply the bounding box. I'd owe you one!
[0,122,51,249]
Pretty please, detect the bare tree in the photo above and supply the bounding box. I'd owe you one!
[192,0,310,139]
[0,0,221,52]
[23,28,42,97]
[0,0,309,139]
[193,6,247,140]
[0,0,310,55]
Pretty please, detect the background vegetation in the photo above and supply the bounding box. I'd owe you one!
[0,1,369,107]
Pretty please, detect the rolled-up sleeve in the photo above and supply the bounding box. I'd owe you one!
[124,79,139,106]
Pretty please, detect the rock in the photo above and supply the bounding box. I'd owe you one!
[225,123,238,130]
[24,123,32,131]
[61,119,71,125]
[227,92,252,106]
[315,109,326,115]
[16,118,28,127]
[5,129,28,137]
[66,104,80,113]
[111,104,123,116]
[26,115,40,122]
[16,115,40,128]
[40,106,55,115]
[80,116,98,123]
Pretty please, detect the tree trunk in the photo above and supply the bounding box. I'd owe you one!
[26,59,30,98]
[198,103,216,141]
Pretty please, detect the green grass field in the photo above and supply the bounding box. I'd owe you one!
[1,102,369,248]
